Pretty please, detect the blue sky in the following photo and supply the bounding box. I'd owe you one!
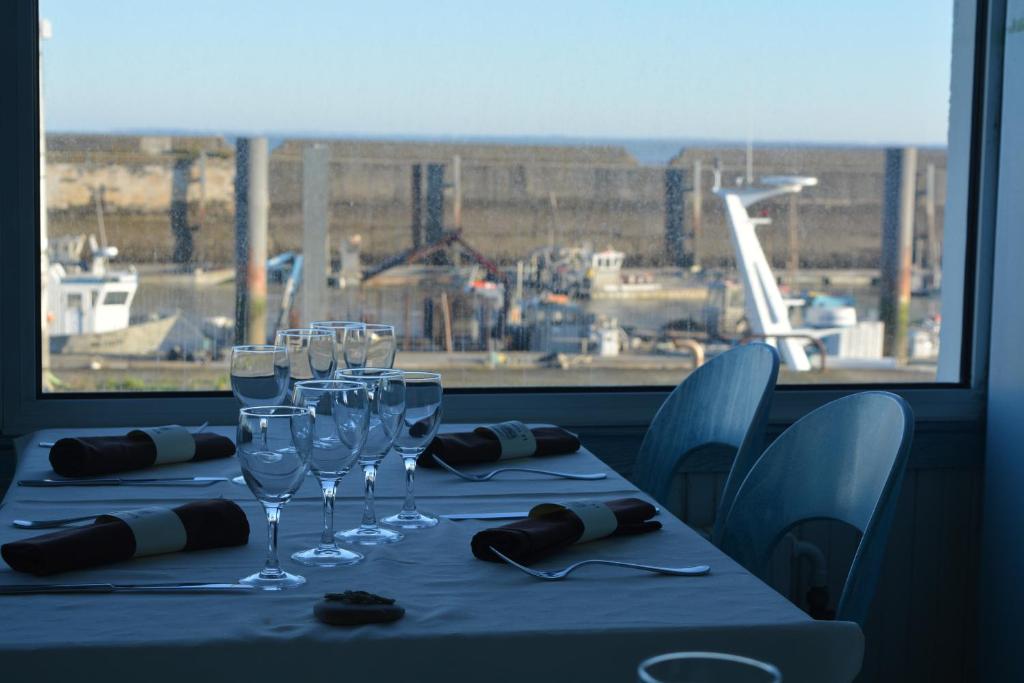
[39,0,953,145]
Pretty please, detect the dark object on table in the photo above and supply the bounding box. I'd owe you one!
[315,591,406,626]
[1,500,250,576]
[420,426,580,468]
[49,431,235,477]
[471,497,661,564]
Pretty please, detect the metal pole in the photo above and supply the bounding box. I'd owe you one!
[925,163,941,289]
[787,192,799,280]
[301,144,329,325]
[880,147,917,362]
[234,137,269,344]
[692,159,703,268]
[664,168,686,267]
[410,164,422,249]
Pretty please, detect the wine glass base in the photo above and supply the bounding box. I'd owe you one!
[336,525,404,546]
[231,474,246,486]
[291,545,364,567]
[239,570,306,590]
[382,510,439,529]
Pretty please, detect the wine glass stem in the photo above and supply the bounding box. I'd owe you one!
[360,463,378,529]
[320,480,337,547]
[262,504,282,577]
[401,456,419,514]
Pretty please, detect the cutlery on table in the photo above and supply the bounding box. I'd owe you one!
[17,477,228,487]
[12,514,103,529]
[442,506,661,521]
[0,582,255,595]
[431,455,607,482]
[488,546,710,580]
[37,421,211,448]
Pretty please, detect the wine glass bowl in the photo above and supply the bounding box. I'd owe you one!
[311,320,367,370]
[364,324,397,369]
[230,345,289,407]
[275,328,336,394]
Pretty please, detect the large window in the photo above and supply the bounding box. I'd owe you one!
[37,1,965,393]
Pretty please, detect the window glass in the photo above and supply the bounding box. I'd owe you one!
[39,1,957,392]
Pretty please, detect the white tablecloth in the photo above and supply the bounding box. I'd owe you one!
[0,425,863,682]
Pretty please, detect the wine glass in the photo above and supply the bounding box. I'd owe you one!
[237,406,314,590]
[290,380,370,567]
[229,344,288,485]
[364,324,397,368]
[275,328,335,396]
[335,368,406,546]
[637,652,782,683]
[382,371,442,529]
[311,320,367,370]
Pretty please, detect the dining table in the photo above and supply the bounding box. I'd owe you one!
[0,424,863,682]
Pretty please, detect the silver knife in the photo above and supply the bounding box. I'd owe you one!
[18,477,228,487]
[0,582,255,594]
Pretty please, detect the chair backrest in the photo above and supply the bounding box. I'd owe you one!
[717,391,914,627]
[632,343,779,538]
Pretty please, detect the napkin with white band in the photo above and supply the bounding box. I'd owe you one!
[1,499,250,576]
[421,421,580,468]
[49,426,235,477]
[471,497,661,564]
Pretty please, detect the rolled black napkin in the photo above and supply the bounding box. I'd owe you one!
[49,427,235,477]
[471,497,661,564]
[1,499,250,576]
[421,423,580,468]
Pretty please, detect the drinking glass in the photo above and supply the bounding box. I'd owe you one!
[229,344,288,485]
[311,320,367,370]
[335,368,406,545]
[637,652,782,683]
[275,328,335,396]
[364,324,397,369]
[383,371,442,529]
[237,406,314,590]
[290,380,370,567]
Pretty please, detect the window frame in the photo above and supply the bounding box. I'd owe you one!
[0,0,1003,433]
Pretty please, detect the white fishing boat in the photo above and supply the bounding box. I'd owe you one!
[46,235,138,337]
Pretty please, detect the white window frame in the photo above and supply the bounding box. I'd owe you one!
[0,0,1003,433]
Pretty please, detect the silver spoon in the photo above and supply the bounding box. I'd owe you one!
[488,546,711,580]
[12,514,101,529]
[431,455,606,481]
[38,421,210,448]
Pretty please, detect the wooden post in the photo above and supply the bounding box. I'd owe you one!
[692,159,703,268]
[426,163,446,264]
[301,144,329,325]
[234,137,269,344]
[880,147,917,362]
[664,168,687,267]
[410,164,423,249]
[440,290,454,353]
[170,158,194,266]
[452,154,463,229]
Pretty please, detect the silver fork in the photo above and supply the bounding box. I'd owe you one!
[38,421,210,448]
[12,514,101,529]
[431,455,606,481]
[488,546,710,580]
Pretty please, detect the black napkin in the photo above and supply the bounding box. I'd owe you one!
[471,497,660,564]
[1,499,250,576]
[420,426,580,468]
[49,431,235,478]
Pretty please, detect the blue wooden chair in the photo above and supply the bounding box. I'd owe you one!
[717,391,914,627]
[632,343,779,541]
